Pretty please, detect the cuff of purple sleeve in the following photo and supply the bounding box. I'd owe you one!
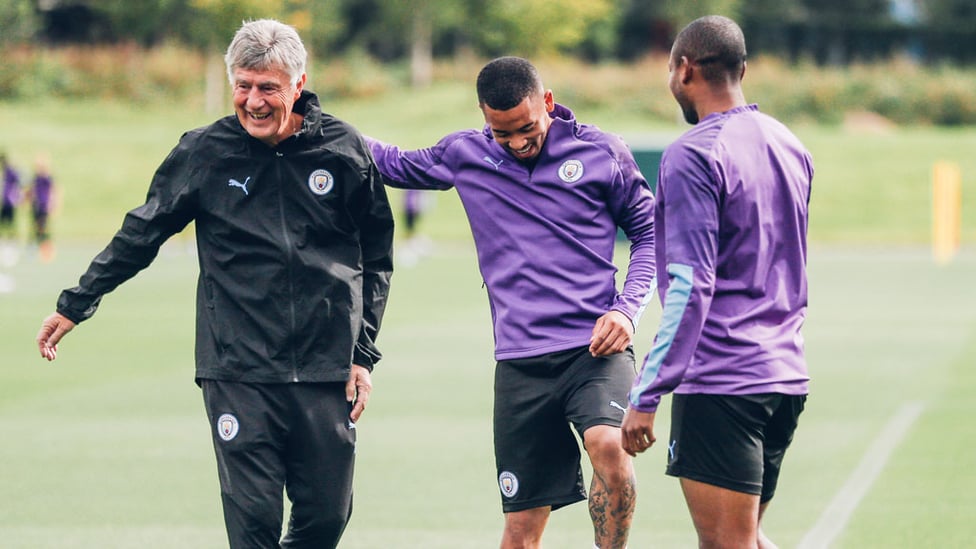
[627,394,661,413]
[610,306,637,331]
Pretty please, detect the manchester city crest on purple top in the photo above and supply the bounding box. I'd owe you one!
[558,159,584,183]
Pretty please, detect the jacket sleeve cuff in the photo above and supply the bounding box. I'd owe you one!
[352,348,377,371]
[56,292,100,325]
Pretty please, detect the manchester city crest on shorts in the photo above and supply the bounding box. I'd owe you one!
[217,413,239,441]
[498,471,519,498]
[558,159,584,183]
[308,169,335,196]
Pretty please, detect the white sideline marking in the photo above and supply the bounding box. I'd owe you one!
[797,401,925,549]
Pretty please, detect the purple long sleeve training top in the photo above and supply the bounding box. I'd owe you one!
[368,104,656,360]
[630,104,813,413]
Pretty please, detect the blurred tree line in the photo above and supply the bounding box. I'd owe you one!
[3,0,976,125]
[3,0,976,71]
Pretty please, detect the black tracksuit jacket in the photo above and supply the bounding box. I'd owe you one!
[57,91,395,383]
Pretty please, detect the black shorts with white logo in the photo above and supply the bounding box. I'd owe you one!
[493,345,636,512]
[666,393,806,503]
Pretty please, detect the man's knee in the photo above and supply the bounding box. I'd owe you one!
[280,498,352,549]
[222,494,283,549]
[502,507,550,549]
[584,426,632,471]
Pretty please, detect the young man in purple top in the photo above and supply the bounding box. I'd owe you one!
[367,57,656,548]
[621,15,813,549]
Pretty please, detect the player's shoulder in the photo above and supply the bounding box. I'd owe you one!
[661,124,719,175]
[429,128,492,160]
[572,121,637,165]
[439,128,486,147]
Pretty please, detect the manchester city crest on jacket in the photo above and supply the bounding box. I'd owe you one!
[308,169,334,195]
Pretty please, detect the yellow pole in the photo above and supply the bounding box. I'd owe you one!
[932,161,961,265]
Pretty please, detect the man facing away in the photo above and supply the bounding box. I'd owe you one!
[35,19,394,549]
[367,56,656,549]
[622,15,813,549]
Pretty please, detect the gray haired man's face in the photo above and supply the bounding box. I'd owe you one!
[231,67,305,147]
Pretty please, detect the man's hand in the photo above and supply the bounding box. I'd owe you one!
[589,310,634,357]
[345,364,373,422]
[621,408,657,457]
[36,312,76,361]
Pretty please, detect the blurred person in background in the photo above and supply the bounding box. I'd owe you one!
[26,153,57,263]
[367,56,656,549]
[396,188,433,266]
[35,19,394,549]
[0,152,23,268]
[622,15,813,549]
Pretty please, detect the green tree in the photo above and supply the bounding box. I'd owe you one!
[298,0,346,61]
[740,0,808,59]
[0,0,37,44]
[374,0,467,87]
[660,0,743,29]
[616,0,744,59]
[469,0,615,56]
[188,0,289,114]
[921,0,976,62]
[82,0,194,45]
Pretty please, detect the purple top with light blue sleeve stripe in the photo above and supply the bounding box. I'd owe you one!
[367,104,656,360]
[629,104,813,413]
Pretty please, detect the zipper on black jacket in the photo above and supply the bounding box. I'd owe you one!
[274,150,301,382]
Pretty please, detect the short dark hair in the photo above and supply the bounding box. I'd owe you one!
[672,15,747,84]
[476,57,543,111]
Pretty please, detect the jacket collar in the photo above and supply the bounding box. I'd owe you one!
[292,90,323,136]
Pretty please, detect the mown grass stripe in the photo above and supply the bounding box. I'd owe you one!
[797,401,925,549]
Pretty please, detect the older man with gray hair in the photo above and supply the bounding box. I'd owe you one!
[36,19,394,548]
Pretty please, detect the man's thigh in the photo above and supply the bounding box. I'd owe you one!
[493,348,590,512]
[666,393,803,497]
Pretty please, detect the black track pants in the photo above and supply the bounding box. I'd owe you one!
[202,380,356,549]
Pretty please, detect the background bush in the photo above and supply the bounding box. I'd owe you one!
[5,44,976,126]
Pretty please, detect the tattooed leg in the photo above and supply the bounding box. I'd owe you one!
[585,425,636,549]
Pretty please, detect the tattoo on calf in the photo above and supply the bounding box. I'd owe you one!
[589,469,637,549]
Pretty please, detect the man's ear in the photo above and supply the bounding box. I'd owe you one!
[679,56,694,85]
[294,72,307,99]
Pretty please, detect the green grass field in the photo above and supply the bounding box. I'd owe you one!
[1,93,975,547]
[2,244,974,548]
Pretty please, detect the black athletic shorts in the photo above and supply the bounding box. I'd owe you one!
[666,393,806,503]
[493,345,636,512]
